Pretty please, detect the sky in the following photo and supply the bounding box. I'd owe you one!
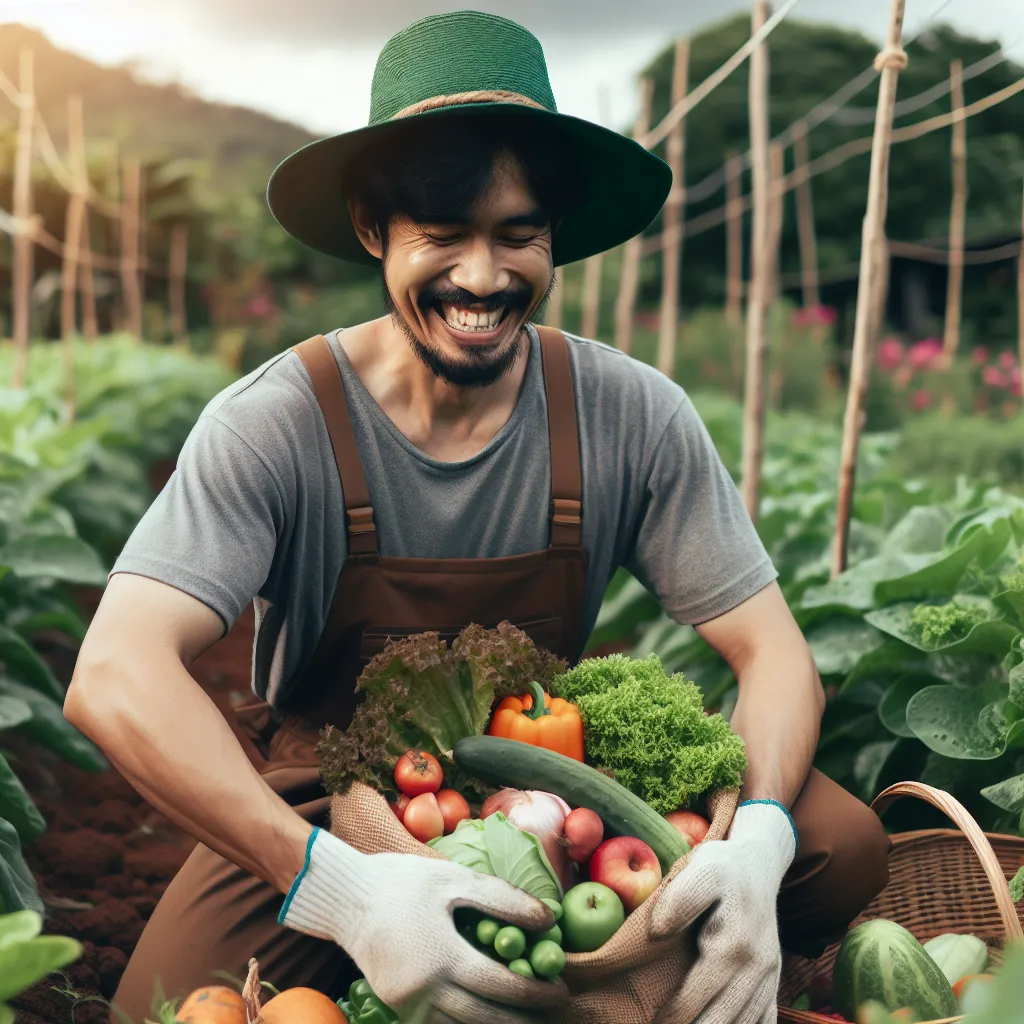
[1,0,1022,136]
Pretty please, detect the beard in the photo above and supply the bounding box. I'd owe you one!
[382,272,555,389]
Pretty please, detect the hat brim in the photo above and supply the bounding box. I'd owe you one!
[266,103,671,267]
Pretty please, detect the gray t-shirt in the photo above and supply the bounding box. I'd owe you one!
[110,325,777,707]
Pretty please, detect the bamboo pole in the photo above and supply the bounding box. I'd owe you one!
[725,151,744,327]
[545,267,564,329]
[60,96,86,341]
[657,37,690,378]
[169,222,189,342]
[766,141,786,304]
[79,207,98,339]
[942,58,967,364]
[793,119,821,309]
[120,157,143,340]
[870,233,891,343]
[11,48,35,388]
[740,0,772,523]
[614,76,655,353]
[832,0,908,578]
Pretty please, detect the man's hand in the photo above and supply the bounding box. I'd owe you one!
[280,827,568,1023]
[648,802,797,1023]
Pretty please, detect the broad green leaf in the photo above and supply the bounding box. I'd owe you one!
[800,552,930,612]
[995,590,1024,627]
[806,617,885,677]
[853,739,900,801]
[906,682,1012,759]
[0,752,45,842]
[0,627,63,701]
[0,910,41,951]
[874,520,1012,604]
[0,817,42,914]
[841,640,926,692]
[879,673,943,737]
[1010,659,1024,709]
[0,1003,12,1024]
[0,676,107,772]
[0,534,108,586]
[880,505,954,555]
[12,610,87,644]
[0,934,83,1001]
[588,574,658,652]
[865,602,1019,657]
[0,698,31,732]
[981,773,1024,814]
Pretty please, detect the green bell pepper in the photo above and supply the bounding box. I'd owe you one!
[345,977,399,1024]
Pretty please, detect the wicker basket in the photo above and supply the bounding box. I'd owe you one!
[776,781,1024,1023]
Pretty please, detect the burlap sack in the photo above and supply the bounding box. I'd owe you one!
[330,783,739,1024]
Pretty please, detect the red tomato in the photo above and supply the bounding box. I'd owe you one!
[403,793,445,843]
[390,793,411,823]
[394,750,443,797]
[435,789,472,833]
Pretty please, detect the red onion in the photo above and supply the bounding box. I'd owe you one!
[480,788,575,890]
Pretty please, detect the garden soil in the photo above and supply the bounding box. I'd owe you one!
[8,460,263,1024]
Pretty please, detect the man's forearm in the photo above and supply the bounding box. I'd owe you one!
[728,644,823,808]
[64,651,315,895]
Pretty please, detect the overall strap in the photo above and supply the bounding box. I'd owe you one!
[292,335,379,555]
[535,326,583,548]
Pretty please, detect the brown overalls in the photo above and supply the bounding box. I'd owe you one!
[109,329,891,1023]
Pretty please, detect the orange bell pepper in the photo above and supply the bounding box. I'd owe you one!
[488,681,585,761]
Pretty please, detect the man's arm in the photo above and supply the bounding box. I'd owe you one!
[695,580,824,808]
[64,572,313,894]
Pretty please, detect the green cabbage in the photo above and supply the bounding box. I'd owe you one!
[428,812,563,900]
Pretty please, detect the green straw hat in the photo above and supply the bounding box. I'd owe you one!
[267,10,671,267]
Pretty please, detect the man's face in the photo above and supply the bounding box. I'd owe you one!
[380,153,554,388]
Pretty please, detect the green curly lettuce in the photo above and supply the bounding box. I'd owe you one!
[550,653,748,813]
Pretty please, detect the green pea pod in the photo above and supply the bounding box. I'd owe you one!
[348,978,374,1008]
[336,998,356,1022]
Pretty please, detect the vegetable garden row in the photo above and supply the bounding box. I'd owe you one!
[1,340,1023,1022]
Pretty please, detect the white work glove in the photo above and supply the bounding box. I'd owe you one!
[279,826,568,1023]
[649,800,798,1024]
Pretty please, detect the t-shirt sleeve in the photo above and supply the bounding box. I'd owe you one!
[624,396,778,625]
[109,413,285,633]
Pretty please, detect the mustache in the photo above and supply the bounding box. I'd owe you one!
[417,283,533,314]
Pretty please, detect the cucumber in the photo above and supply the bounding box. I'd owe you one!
[453,736,689,873]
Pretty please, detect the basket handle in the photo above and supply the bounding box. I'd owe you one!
[871,780,1024,941]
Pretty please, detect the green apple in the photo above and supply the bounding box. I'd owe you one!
[561,881,625,952]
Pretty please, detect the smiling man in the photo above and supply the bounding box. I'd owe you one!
[65,11,890,1024]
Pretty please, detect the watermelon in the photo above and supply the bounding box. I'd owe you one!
[832,920,959,1021]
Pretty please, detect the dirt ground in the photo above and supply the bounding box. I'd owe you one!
[9,595,257,1024]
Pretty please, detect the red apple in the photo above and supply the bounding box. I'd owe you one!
[588,836,662,913]
[563,807,604,864]
[664,810,710,849]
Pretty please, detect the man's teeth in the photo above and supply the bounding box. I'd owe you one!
[441,304,504,332]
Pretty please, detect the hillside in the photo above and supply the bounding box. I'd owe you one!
[0,23,317,186]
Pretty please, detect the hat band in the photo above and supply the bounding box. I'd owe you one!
[391,90,547,120]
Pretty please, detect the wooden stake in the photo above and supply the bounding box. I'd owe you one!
[168,222,189,342]
[120,157,143,340]
[657,37,690,378]
[766,140,786,304]
[793,120,821,309]
[1018,177,1024,377]
[79,207,98,339]
[11,48,35,388]
[59,95,87,419]
[870,233,891,343]
[740,0,772,523]
[614,76,655,353]
[580,253,603,339]
[725,151,744,327]
[942,58,967,363]
[832,0,908,578]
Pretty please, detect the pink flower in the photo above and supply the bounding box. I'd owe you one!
[877,337,905,371]
[791,304,838,327]
[908,338,943,369]
[910,388,934,411]
[972,346,989,365]
[999,351,1017,370]
[982,365,1009,389]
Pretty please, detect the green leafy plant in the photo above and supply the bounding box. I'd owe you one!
[0,909,82,1024]
[0,338,237,909]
